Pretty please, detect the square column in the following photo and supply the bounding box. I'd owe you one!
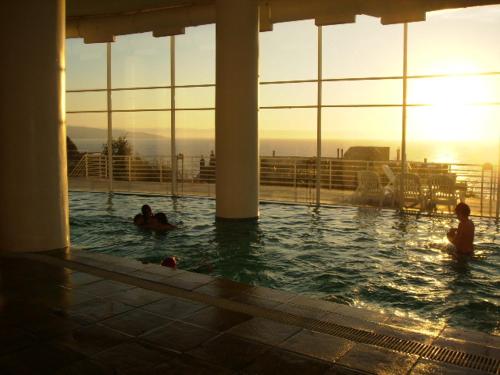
[0,0,69,251]
[215,0,259,220]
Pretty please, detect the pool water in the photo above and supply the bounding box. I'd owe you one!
[70,191,500,335]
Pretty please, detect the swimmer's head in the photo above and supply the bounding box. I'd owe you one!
[455,202,471,218]
[161,256,177,269]
[141,204,153,217]
[155,212,168,225]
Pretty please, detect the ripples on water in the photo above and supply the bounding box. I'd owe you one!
[70,192,500,335]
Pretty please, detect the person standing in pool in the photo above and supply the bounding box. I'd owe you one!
[447,203,474,255]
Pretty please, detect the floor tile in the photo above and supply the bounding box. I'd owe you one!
[54,359,116,375]
[0,325,38,356]
[109,287,165,307]
[152,353,233,375]
[323,312,380,332]
[336,343,418,374]
[241,347,331,375]
[66,297,134,325]
[228,317,301,345]
[55,323,131,356]
[140,321,218,352]
[74,279,135,298]
[194,278,254,299]
[440,326,500,349]
[230,293,282,309]
[93,341,169,374]
[188,333,270,371]
[288,295,345,313]
[63,272,103,288]
[333,304,388,324]
[244,286,296,303]
[0,342,85,375]
[182,306,252,332]
[162,272,214,290]
[101,309,172,336]
[141,296,207,319]
[280,329,354,363]
[410,358,492,375]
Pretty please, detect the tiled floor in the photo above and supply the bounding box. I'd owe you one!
[0,249,498,374]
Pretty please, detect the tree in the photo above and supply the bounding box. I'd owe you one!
[102,135,133,156]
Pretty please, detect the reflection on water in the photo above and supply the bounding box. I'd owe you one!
[70,192,500,334]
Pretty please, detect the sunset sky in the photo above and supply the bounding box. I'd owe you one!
[66,4,500,162]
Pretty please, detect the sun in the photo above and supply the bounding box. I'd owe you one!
[408,61,494,142]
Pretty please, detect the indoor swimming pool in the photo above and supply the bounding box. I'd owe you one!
[70,191,500,335]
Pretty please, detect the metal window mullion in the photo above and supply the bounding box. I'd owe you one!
[106,42,113,192]
[316,26,322,207]
[400,23,408,208]
[497,136,500,220]
[170,36,177,197]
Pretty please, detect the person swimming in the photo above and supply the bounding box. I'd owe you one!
[133,204,154,227]
[447,202,475,255]
[153,212,177,231]
[161,256,178,269]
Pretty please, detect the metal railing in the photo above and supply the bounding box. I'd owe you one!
[68,153,500,218]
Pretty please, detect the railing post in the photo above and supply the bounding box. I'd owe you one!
[128,156,132,182]
[85,154,89,178]
[98,154,101,178]
[496,162,500,220]
[159,158,163,183]
[294,159,297,202]
[329,159,332,190]
[480,168,484,216]
[489,168,493,217]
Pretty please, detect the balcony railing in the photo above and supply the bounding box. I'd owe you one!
[68,153,500,219]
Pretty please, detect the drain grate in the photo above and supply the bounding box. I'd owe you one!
[252,308,500,374]
[24,252,500,375]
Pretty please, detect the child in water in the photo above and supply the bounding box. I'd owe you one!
[447,203,475,255]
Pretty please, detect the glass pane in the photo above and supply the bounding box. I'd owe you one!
[67,113,107,154]
[322,108,401,159]
[176,25,215,85]
[409,5,500,75]
[112,33,170,88]
[67,92,107,112]
[261,83,316,107]
[260,20,317,81]
[323,16,403,79]
[176,110,215,194]
[176,110,215,156]
[408,75,500,105]
[177,87,214,109]
[323,80,401,105]
[406,106,499,165]
[260,108,317,156]
[66,39,106,90]
[113,89,170,110]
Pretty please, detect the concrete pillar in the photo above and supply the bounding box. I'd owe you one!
[215,0,259,220]
[0,0,69,251]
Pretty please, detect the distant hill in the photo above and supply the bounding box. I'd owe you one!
[67,126,167,140]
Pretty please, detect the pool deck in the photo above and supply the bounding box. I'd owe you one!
[1,249,498,374]
[69,177,495,217]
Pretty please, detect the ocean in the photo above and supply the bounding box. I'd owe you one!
[72,137,499,165]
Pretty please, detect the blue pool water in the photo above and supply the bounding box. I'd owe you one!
[70,191,500,334]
